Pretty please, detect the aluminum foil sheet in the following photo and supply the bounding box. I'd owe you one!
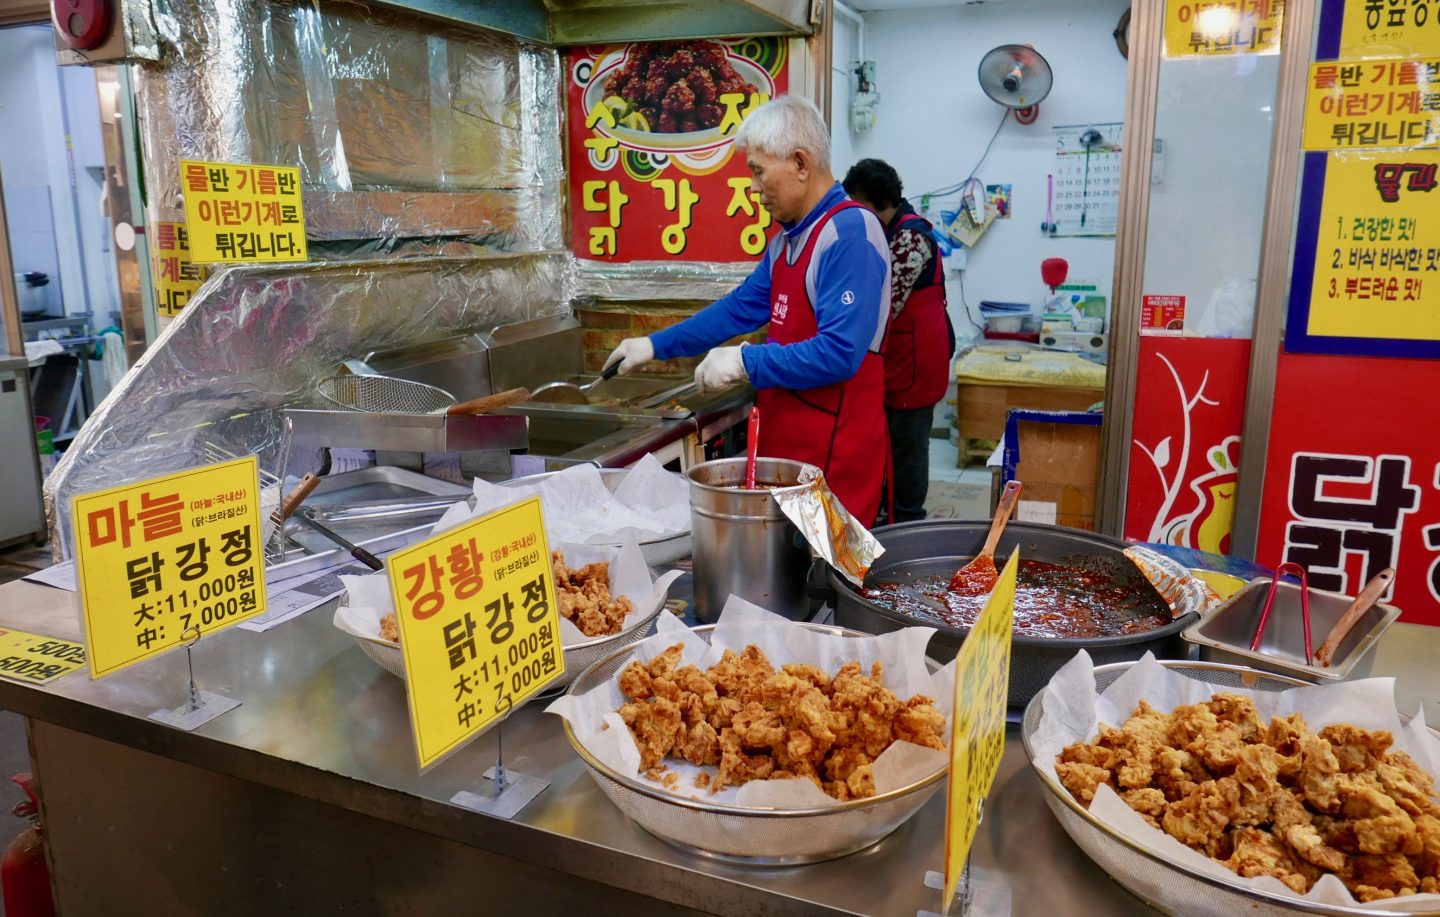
[135,0,563,249]
[1123,545,1219,619]
[772,471,884,587]
[44,252,572,559]
[574,260,754,304]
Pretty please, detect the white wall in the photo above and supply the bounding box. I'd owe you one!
[832,0,1131,339]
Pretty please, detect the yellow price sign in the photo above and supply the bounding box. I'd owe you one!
[0,629,86,685]
[1306,149,1440,341]
[150,221,208,317]
[388,496,564,770]
[179,159,307,264]
[1163,0,1284,59]
[1302,59,1440,151]
[943,548,1018,912]
[72,457,267,677]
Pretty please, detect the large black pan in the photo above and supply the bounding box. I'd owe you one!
[807,520,1196,706]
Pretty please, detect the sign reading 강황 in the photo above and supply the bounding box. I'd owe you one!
[943,549,1018,912]
[151,221,208,317]
[1302,58,1440,151]
[388,496,563,769]
[1163,0,1284,59]
[0,628,86,685]
[179,159,306,264]
[73,457,267,677]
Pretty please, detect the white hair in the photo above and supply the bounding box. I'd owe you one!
[734,95,831,172]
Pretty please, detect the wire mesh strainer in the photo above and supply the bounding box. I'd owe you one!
[561,624,947,866]
[317,374,458,415]
[1021,660,1421,916]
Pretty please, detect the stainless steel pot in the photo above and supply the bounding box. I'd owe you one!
[808,520,1196,706]
[687,457,819,623]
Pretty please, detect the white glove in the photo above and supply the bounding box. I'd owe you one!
[603,337,655,375]
[694,344,749,393]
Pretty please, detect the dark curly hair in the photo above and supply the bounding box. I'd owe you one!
[842,158,903,210]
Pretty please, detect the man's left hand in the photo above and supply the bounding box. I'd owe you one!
[695,344,749,393]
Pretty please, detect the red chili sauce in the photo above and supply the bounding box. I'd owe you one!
[861,559,1170,639]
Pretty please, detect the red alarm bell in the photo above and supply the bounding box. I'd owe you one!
[51,0,113,52]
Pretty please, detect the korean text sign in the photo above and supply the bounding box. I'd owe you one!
[565,38,790,263]
[1336,0,1440,59]
[388,496,563,769]
[151,221,208,317]
[943,549,1017,911]
[72,457,267,677]
[0,628,86,685]
[179,159,307,264]
[1302,59,1440,151]
[1163,0,1284,58]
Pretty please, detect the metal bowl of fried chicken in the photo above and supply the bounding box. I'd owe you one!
[561,624,949,865]
[1023,660,1440,916]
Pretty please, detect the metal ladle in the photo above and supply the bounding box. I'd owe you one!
[529,362,620,405]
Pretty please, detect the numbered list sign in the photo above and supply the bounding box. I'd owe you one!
[179,159,307,264]
[943,548,1018,912]
[0,629,86,685]
[72,457,267,677]
[388,496,564,770]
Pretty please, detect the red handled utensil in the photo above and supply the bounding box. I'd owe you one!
[1249,562,1313,664]
[744,406,761,490]
[949,479,1022,596]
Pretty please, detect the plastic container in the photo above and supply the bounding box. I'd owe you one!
[686,457,818,623]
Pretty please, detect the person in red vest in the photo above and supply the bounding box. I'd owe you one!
[842,159,956,523]
[603,96,893,525]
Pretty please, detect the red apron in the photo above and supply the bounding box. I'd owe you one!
[756,202,888,526]
[884,212,953,410]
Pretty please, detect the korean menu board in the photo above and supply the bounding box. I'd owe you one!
[566,38,790,263]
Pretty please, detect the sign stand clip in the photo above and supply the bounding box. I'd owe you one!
[450,691,548,819]
[146,626,242,730]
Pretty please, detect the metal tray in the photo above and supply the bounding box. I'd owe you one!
[1182,577,1400,683]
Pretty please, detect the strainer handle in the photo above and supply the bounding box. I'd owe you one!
[448,387,532,416]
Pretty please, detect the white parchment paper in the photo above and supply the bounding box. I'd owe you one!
[546,597,956,807]
[432,456,690,546]
[1031,651,1440,912]
[333,536,680,650]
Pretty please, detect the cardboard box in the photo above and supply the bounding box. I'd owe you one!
[1011,417,1101,531]
[955,383,1103,442]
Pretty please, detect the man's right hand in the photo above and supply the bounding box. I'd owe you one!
[603,337,655,375]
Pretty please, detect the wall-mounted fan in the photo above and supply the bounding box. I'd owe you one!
[978,44,1053,123]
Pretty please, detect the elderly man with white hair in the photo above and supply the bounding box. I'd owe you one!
[604,95,893,525]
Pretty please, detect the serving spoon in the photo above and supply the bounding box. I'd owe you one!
[948,479,1022,596]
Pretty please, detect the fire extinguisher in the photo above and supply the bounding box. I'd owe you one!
[2,774,55,917]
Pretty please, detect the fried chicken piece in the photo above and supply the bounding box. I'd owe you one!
[379,613,400,643]
[673,665,719,721]
[706,646,775,703]
[1188,720,1247,773]
[1413,813,1440,878]
[1155,746,1207,801]
[1299,732,1343,813]
[1319,723,1393,773]
[1120,699,1173,748]
[1226,827,1310,894]
[1163,778,1238,849]
[781,663,832,692]
[1346,854,1420,900]
[731,701,786,748]
[617,660,653,700]
[620,696,682,771]
[893,695,947,751]
[846,763,876,799]
[675,719,721,766]
[1168,703,1222,748]
[1376,751,1440,818]
[829,661,901,757]
[1059,740,1115,772]
[1231,743,1285,826]
[1272,787,1349,873]
[708,696,742,731]
[1338,776,1420,855]
[552,552,633,637]
[1208,693,1263,742]
[1056,761,1112,806]
[1122,787,1167,819]
[1265,711,1309,758]
[646,643,685,679]
[713,727,777,792]
[1094,725,1161,790]
[824,744,873,784]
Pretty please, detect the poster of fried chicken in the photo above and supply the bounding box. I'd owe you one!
[565,38,791,263]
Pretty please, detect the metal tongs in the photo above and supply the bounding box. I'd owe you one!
[1248,562,1313,665]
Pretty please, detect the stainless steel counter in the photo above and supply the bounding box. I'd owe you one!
[2,577,1437,915]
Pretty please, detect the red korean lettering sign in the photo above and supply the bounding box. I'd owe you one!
[179,159,307,264]
[565,38,791,263]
